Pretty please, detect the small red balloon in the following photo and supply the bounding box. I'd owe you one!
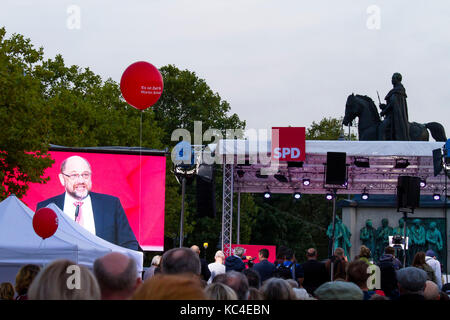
[33,208,59,239]
[120,61,164,110]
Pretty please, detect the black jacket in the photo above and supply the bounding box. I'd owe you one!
[225,255,246,272]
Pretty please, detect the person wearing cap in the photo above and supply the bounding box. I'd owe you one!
[396,267,427,300]
[314,281,364,300]
[425,249,442,290]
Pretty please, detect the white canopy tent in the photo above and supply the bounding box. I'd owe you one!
[0,195,143,284]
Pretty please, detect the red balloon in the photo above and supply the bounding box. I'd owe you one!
[33,208,59,239]
[120,61,164,110]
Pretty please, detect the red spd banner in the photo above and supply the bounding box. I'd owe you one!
[271,127,306,162]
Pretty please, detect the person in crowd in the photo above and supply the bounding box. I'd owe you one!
[248,287,264,300]
[14,264,41,300]
[425,249,442,290]
[424,280,440,300]
[260,278,297,300]
[143,255,161,280]
[132,274,206,300]
[412,251,437,284]
[204,282,238,300]
[37,156,139,250]
[380,246,402,269]
[207,250,226,284]
[160,247,201,277]
[274,245,289,266]
[300,248,329,295]
[93,252,142,300]
[324,247,348,281]
[225,247,246,272]
[28,259,100,300]
[346,259,385,300]
[190,245,211,282]
[214,271,249,300]
[314,281,364,300]
[377,246,400,299]
[396,267,427,300]
[286,278,311,300]
[252,248,276,283]
[0,282,15,300]
[243,268,261,289]
[356,245,374,265]
[273,247,303,285]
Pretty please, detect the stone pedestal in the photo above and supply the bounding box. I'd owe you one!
[340,195,449,273]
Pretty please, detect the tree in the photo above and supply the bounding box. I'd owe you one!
[0,28,54,199]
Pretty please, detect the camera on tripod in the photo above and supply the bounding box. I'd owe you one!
[389,235,409,250]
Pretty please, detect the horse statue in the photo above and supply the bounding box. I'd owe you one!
[343,93,447,141]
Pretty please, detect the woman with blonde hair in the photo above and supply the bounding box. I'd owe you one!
[204,282,238,300]
[260,278,297,300]
[28,259,100,300]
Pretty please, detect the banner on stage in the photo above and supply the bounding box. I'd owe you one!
[271,127,306,162]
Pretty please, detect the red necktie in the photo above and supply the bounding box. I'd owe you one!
[74,201,84,226]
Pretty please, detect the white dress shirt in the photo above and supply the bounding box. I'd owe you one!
[63,192,96,235]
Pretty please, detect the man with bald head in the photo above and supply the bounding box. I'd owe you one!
[190,245,211,281]
[37,155,139,250]
[300,248,329,295]
[94,252,142,300]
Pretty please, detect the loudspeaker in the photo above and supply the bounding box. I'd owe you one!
[433,148,443,176]
[397,176,420,210]
[196,164,216,218]
[325,152,347,185]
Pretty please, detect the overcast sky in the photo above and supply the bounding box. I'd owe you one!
[2,0,450,139]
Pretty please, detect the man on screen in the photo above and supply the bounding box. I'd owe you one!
[37,155,139,251]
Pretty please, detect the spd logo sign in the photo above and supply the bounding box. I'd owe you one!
[271,127,306,162]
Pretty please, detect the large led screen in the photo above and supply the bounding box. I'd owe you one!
[21,149,166,251]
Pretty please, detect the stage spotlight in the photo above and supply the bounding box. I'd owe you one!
[394,158,410,169]
[361,189,369,200]
[302,178,310,186]
[274,174,288,183]
[326,192,333,200]
[237,170,245,178]
[342,181,348,187]
[293,192,301,200]
[264,191,271,199]
[354,157,370,168]
[433,193,441,201]
[420,179,426,188]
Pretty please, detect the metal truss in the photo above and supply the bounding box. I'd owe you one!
[221,162,234,257]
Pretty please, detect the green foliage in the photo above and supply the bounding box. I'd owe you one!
[0,27,54,199]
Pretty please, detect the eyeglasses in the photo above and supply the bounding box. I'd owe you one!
[62,172,91,180]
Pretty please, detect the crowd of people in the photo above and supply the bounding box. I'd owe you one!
[1,244,449,301]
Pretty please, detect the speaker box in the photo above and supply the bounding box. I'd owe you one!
[196,164,216,218]
[397,176,420,210]
[325,152,347,185]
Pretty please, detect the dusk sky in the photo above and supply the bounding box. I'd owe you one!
[2,0,449,139]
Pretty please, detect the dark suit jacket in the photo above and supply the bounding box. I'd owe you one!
[37,192,139,251]
[253,260,276,282]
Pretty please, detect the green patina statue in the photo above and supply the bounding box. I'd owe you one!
[327,217,352,259]
[426,222,443,260]
[360,219,376,259]
[375,218,393,261]
[409,218,426,259]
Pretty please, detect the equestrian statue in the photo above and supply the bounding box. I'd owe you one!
[343,73,447,141]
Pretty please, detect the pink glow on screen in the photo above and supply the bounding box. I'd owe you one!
[21,151,166,251]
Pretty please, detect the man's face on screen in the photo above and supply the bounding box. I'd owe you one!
[59,156,92,200]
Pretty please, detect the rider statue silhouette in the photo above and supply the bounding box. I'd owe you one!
[379,73,410,140]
